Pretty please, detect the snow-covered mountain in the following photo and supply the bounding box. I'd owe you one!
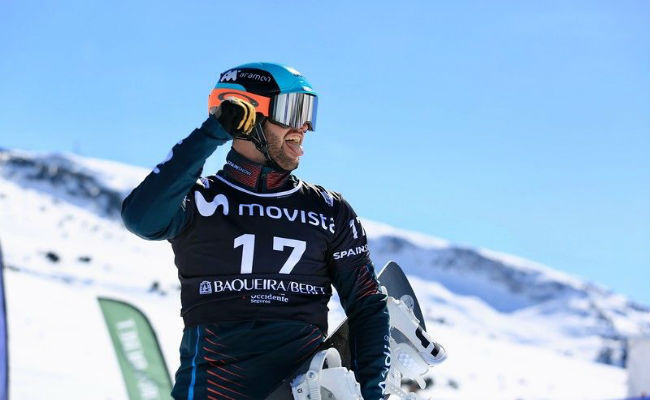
[365,220,649,364]
[1,148,648,399]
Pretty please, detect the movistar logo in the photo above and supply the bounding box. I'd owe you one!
[195,192,229,217]
[238,203,335,233]
[220,69,238,82]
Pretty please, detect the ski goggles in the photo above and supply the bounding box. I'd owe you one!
[209,89,318,131]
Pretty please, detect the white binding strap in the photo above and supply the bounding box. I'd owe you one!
[291,348,362,400]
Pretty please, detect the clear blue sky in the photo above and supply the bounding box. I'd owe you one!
[1,0,648,305]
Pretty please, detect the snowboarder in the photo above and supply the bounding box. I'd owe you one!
[121,62,390,399]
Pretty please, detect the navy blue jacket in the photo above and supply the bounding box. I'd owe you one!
[121,116,389,399]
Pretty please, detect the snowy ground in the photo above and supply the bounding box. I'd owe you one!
[0,153,640,399]
[4,268,627,400]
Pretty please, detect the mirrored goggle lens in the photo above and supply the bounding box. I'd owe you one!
[271,93,318,131]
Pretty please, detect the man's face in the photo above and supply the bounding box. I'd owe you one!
[264,120,308,171]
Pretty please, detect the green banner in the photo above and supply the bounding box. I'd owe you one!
[98,297,172,400]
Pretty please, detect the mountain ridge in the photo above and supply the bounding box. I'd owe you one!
[1,147,648,370]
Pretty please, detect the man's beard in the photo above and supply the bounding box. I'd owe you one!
[267,137,299,171]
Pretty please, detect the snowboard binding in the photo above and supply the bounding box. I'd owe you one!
[267,262,447,400]
[291,348,363,400]
[385,292,447,399]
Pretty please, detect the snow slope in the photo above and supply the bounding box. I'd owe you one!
[1,148,648,399]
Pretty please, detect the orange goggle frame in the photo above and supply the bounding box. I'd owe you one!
[208,88,272,117]
[209,88,317,131]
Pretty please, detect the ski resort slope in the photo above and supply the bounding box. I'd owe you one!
[1,149,647,399]
[403,277,627,400]
[5,270,627,400]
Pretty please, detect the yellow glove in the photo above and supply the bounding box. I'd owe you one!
[211,97,256,137]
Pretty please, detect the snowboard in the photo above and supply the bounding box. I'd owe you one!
[265,260,425,399]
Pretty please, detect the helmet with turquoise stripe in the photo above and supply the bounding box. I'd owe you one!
[209,62,318,131]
